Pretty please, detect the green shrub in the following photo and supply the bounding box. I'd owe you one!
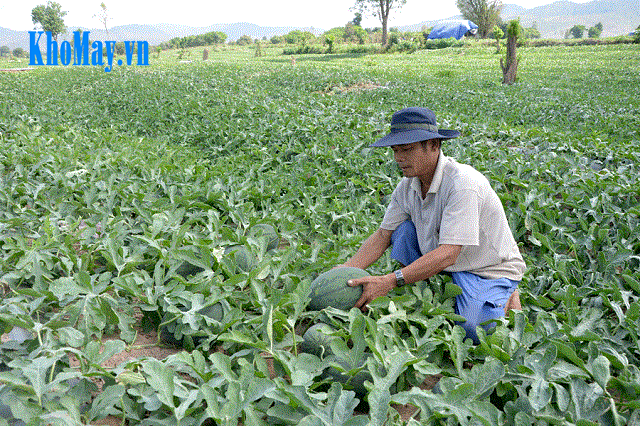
[282,44,325,55]
[344,44,381,54]
[423,38,463,50]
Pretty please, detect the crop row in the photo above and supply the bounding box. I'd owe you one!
[0,44,639,424]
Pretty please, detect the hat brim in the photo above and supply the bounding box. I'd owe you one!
[369,128,460,148]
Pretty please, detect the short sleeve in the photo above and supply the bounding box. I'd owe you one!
[380,185,410,231]
[439,189,480,246]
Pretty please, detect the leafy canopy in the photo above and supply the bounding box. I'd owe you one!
[352,0,407,46]
[31,1,67,41]
[456,0,503,38]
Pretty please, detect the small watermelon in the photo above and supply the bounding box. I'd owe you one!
[322,353,374,398]
[224,245,256,272]
[176,261,205,278]
[159,302,225,347]
[248,224,280,251]
[199,302,224,322]
[300,323,337,358]
[308,267,368,311]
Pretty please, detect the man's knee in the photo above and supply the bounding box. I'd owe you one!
[457,299,507,344]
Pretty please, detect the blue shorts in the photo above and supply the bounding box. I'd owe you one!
[390,220,519,344]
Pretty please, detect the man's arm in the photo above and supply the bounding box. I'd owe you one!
[338,228,393,270]
[348,243,462,310]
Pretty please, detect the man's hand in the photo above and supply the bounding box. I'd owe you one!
[347,274,396,311]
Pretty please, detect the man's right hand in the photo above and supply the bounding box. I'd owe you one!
[347,273,396,311]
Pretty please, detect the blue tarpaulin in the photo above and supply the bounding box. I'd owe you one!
[427,20,479,40]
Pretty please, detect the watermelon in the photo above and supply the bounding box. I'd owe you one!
[308,267,368,311]
[224,245,256,272]
[322,353,374,398]
[248,224,280,251]
[323,353,395,398]
[176,261,205,278]
[198,302,225,322]
[159,302,225,347]
[300,323,337,358]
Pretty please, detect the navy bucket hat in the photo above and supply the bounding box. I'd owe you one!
[370,107,460,147]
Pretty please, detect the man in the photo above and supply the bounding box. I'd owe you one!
[340,107,525,343]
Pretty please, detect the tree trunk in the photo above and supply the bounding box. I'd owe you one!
[500,33,518,84]
[380,1,389,47]
[382,18,388,47]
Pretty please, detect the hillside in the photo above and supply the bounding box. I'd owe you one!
[404,0,636,37]
[501,0,639,38]
[0,22,321,50]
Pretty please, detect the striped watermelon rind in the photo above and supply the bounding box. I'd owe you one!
[300,322,337,358]
[224,245,256,272]
[159,302,225,347]
[322,353,374,397]
[247,224,280,251]
[308,267,368,311]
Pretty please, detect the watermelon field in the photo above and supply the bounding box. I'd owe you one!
[0,41,639,425]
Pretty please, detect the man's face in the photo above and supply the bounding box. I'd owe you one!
[391,140,439,178]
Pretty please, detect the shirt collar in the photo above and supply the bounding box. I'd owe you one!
[409,149,446,196]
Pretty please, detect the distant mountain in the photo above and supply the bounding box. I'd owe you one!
[399,0,635,38]
[1,0,637,50]
[0,22,323,51]
[501,0,638,38]
[0,27,25,50]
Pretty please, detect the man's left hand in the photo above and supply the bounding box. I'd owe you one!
[347,274,396,311]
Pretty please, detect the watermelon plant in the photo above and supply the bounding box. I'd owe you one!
[0,41,638,424]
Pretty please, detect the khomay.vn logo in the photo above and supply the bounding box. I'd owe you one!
[29,30,149,72]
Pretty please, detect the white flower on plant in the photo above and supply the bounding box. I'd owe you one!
[65,169,88,178]
[211,247,225,262]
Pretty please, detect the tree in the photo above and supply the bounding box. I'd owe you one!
[456,0,502,38]
[283,30,314,45]
[324,33,336,53]
[500,19,520,85]
[492,25,504,53]
[634,25,640,44]
[523,23,541,39]
[352,12,363,27]
[13,48,26,58]
[270,35,284,44]
[254,41,264,57]
[236,35,253,46]
[322,27,346,47]
[352,0,407,47]
[31,1,67,42]
[0,46,10,58]
[567,25,586,39]
[93,2,110,35]
[588,22,603,38]
[203,31,227,45]
[343,22,368,44]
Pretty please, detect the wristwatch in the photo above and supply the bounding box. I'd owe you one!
[394,269,405,287]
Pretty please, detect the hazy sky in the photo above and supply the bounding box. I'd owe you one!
[2,0,594,32]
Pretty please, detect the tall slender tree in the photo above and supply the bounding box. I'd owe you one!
[352,0,407,47]
[31,1,67,42]
[456,0,502,39]
[94,2,110,35]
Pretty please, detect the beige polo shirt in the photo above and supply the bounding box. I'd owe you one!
[380,151,526,281]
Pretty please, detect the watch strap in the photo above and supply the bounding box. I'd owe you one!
[394,269,405,287]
